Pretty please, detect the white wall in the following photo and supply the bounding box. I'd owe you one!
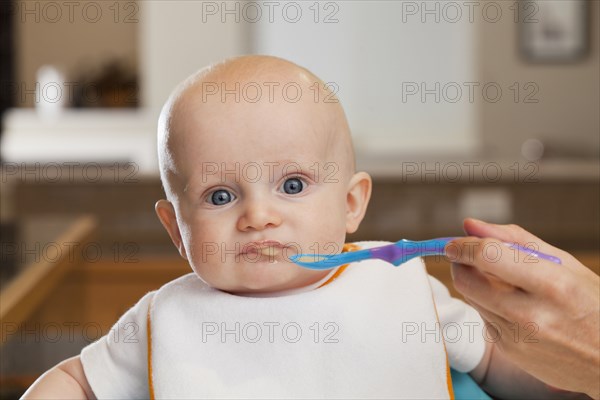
[252,1,480,156]
[139,1,250,111]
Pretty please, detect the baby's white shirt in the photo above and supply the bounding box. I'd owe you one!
[80,241,486,399]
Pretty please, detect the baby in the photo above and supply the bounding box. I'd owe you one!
[23,56,577,399]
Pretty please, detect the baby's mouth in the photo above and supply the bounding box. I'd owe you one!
[240,239,290,264]
[241,246,284,263]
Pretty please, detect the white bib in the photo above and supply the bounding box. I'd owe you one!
[148,245,453,399]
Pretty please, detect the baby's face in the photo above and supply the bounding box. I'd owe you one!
[161,73,365,294]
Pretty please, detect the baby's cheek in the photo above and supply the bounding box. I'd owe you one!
[186,245,227,287]
[188,216,223,244]
[308,224,346,254]
[312,201,346,232]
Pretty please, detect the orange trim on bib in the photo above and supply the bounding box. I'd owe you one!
[427,277,455,399]
[147,299,156,400]
[317,243,361,288]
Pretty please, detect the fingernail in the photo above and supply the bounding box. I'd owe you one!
[445,243,459,261]
[469,218,486,224]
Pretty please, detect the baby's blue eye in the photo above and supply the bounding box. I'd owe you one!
[282,178,304,194]
[209,190,235,205]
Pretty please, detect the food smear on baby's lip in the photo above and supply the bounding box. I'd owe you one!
[257,246,279,257]
[243,245,280,256]
[293,254,330,262]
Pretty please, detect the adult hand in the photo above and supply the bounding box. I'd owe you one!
[446,218,600,399]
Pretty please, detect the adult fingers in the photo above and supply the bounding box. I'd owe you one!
[462,218,578,266]
[446,236,562,293]
[451,262,531,321]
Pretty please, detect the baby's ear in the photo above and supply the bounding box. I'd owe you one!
[155,200,188,260]
[345,172,372,234]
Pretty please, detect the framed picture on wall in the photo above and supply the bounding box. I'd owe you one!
[519,0,589,62]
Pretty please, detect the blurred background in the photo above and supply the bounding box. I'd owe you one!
[0,0,598,397]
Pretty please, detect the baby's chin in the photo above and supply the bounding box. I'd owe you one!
[197,259,326,295]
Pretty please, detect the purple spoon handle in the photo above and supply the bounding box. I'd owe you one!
[505,243,562,264]
[368,237,561,266]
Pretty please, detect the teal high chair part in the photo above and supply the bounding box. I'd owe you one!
[451,369,492,400]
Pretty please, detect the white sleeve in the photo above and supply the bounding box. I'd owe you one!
[428,275,486,373]
[80,291,154,399]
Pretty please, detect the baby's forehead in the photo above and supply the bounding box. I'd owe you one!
[171,111,338,181]
[170,72,340,151]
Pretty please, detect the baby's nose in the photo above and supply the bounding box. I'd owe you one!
[236,196,282,231]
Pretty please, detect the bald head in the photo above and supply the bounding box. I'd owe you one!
[157,55,355,200]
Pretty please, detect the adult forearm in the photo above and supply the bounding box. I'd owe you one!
[480,344,592,400]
